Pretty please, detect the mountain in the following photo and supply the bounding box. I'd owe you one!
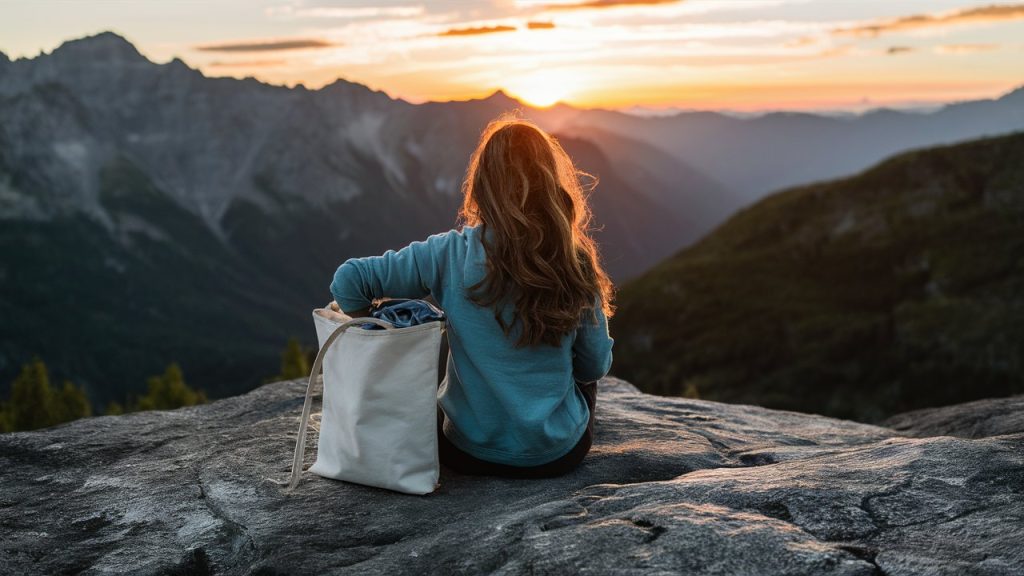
[0,33,701,404]
[2,32,1022,408]
[551,86,1024,208]
[553,136,686,275]
[552,125,740,248]
[609,132,1024,422]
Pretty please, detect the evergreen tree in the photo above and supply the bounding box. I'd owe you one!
[279,338,311,380]
[0,402,11,433]
[682,382,701,400]
[53,381,92,424]
[105,401,125,416]
[137,363,207,411]
[10,358,55,431]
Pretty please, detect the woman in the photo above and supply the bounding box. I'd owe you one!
[329,115,614,478]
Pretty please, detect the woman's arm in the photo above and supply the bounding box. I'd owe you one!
[329,230,453,315]
[571,298,614,382]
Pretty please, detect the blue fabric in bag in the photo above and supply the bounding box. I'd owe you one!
[360,299,445,330]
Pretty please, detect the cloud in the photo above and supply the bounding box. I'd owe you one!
[271,5,425,19]
[784,36,818,48]
[543,0,680,10]
[206,59,287,68]
[834,4,1024,37]
[886,46,914,55]
[527,21,556,29]
[934,43,1001,54]
[438,25,517,36]
[194,38,337,52]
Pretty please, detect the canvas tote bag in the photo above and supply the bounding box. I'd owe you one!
[287,306,445,494]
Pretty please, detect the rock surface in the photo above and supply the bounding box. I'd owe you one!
[884,394,1024,440]
[1,378,1022,575]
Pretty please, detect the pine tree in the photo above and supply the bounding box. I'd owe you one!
[681,378,702,400]
[279,338,311,380]
[53,381,92,425]
[0,402,11,433]
[105,402,125,416]
[137,363,207,411]
[10,358,56,431]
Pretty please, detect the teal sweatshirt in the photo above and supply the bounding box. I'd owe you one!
[330,225,614,467]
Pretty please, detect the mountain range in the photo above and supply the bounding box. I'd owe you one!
[1,31,1022,408]
[548,86,1024,206]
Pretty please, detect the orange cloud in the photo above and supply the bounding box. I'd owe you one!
[835,4,1024,37]
[195,38,336,52]
[784,36,818,48]
[438,25,517,36]
[544,0,680,10]
[280,6,424,19]
[527,21,556,29]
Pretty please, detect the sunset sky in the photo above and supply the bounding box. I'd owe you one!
[2,0,1023,111]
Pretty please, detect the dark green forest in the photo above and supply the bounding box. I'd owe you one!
[610,132,1024,422]
[0,338,309,433]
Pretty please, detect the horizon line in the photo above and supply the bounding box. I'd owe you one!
[4,29,1022,118]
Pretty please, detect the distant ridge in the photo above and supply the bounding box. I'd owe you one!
[559,83,1024,202]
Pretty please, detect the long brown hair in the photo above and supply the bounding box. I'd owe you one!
[458,115,615,347]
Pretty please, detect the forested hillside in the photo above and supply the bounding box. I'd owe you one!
[610,132,1024,421]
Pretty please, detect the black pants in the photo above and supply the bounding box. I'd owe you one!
[436,379,597,478]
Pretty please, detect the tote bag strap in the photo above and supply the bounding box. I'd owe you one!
[287,316,394,491]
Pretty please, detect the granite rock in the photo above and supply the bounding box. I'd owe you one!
[1,378,1021,575]
[884,394,1024,440]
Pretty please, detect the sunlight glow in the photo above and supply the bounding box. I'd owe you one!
[504,70,575,107]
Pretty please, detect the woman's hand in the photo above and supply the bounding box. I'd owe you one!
[331,300,372,318]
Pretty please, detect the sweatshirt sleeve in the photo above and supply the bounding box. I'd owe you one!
[330,230,452,312]
[571,298,614,383]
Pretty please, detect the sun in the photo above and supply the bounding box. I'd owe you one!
[510,84,568,108]
[505,71,573,108]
